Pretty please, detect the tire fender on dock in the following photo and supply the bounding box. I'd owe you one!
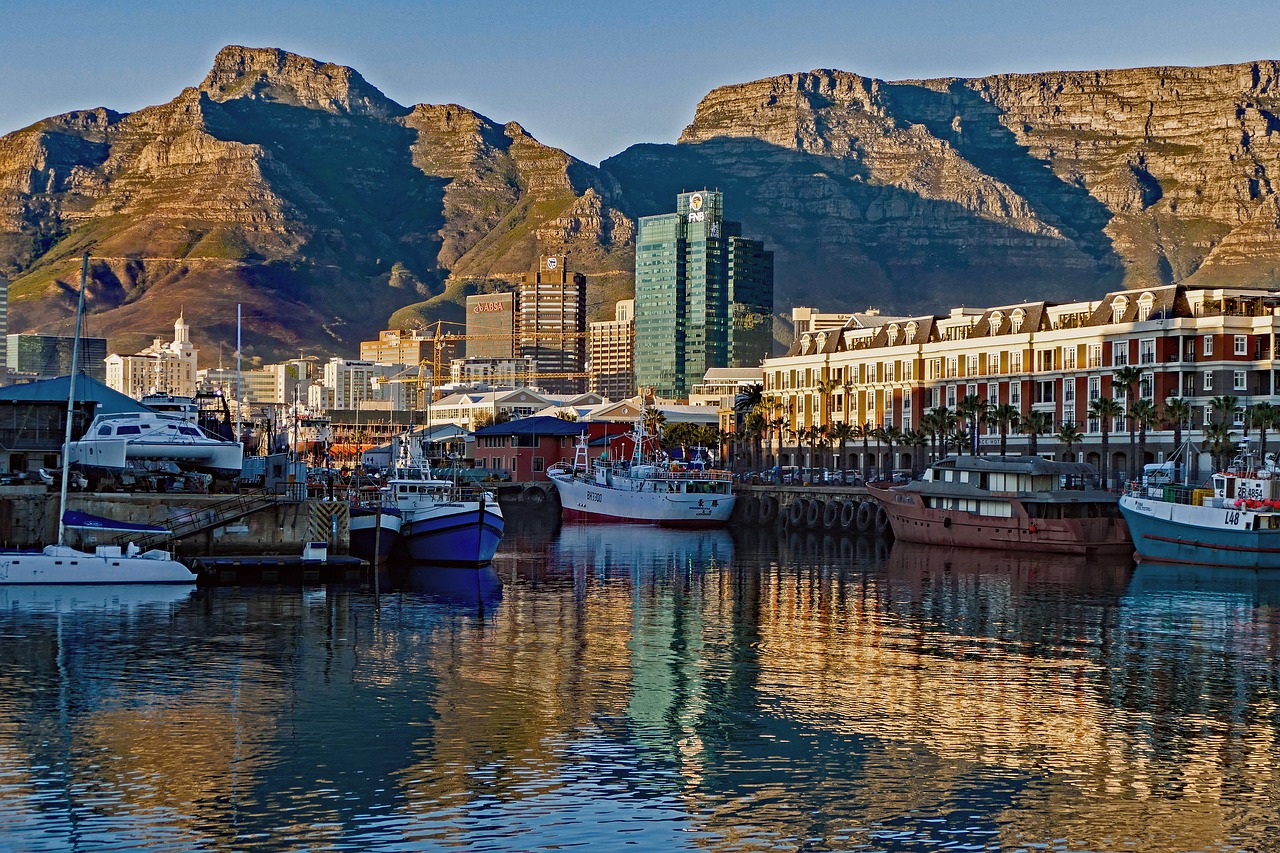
[522,486,547,507]
[856,501,874,533]
[738,495,760,524]
[874,504,892,536]
[788,499,806,527]
[805,499,823,529]
[839,500,857,532]
[823,500,841,530]
[759,494,778,523]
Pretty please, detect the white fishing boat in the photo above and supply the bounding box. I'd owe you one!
[0,253,195,586]
[546,423,735,527]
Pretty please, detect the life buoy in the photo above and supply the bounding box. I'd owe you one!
[788,499,806,527]
[874,504,892,536]
[856,501,874,533]
[1028,523,1037,534]
[839,500,857,531]
[805,499,823,529]
[759,495,778,523]
[823,500,841,530]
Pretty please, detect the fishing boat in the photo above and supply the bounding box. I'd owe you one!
[66,411,244,485]
[0,253,195,586]
[546,424,735,527]
[376,438,503,566]
[1119,449,1280,567]
[867,455,1130,555]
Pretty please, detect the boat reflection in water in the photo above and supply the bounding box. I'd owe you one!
[398,563,503,607]
[549,522,734,575]
[884,540,1134,594]
[0,583,194,613]
[1126,561,1280,605]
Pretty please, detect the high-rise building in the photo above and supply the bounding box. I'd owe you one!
[634,190,773,399]
[588,299,635,400]
[0,277,7,382]
[104,313,199,398]
[465,292,516,359]
[517,255,586,394]
[7,334,108,382]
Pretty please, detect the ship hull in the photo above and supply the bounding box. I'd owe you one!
[349,507,402,565]
[401,504,505,566]
[869,486,1131,555]
[1120,494,1280,567]
[549,475,735,527]
[0,546,195,585]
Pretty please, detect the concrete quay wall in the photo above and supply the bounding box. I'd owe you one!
[0,489,350,557]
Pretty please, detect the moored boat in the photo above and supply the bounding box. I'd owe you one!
[1119,455,1280,567]
[867,455,1130,555]
[547,425,735,528]
[348,503,403,565]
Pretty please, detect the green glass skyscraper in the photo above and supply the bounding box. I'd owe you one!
[634,190,773,399]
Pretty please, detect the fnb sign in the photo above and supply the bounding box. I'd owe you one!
[472,301,507,313]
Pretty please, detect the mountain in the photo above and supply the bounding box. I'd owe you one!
[604,62,1280,315]
[0,46,632,361]
[2,50,1278,362]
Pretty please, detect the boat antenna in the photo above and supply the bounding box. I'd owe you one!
[57,252,89,548]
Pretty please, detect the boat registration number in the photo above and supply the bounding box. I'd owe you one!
[586,490,603,503]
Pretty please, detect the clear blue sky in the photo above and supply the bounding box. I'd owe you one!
[2,0,1277,166]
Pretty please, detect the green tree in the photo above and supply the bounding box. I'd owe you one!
[830,421,856,470]
[1248,401,1279,465]
[1202,421,1238,472]
[1021,410,1053,457]
[990,403,1021,457]
[1162,397,1193,459]
[1112,365,1143,479]
[1056,421,1085,462]
[955,394,987,455]
[1088,396,1125,488]
[1210,394,1240,428]
[902,427,929,478]
[1128,398,1159,471]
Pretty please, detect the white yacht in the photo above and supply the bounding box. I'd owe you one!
[67,412,244,483]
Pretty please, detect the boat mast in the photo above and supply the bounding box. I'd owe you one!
[57,252,89,548]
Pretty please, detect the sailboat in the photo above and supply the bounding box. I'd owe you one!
[0,253,195,585]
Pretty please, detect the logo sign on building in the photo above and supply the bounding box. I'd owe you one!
[688,192,706,222]
[472,301,507,313]
[546,257,558,270]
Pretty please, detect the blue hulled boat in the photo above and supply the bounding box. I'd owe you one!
[1119,456,1280,567]
[385,463,504,566]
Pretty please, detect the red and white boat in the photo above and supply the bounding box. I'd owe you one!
[547,425,735,528]
[868,454,1131,556]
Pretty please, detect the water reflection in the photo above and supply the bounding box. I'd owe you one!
[0,526,1276,852]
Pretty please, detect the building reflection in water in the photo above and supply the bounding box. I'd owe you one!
[0,528,1277,852]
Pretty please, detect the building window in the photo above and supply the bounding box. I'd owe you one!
[1111,296,1128,324]
[1088,377,1101,400]
[967,355,979,377]
[902,389,912,411]
[1203,371,1214,391]
[1088,345,1102,368]
[1234,408,1246,426]
[1138,292,1154,321]
[1234,370,1247,391]
[1010,352,1023,373]
[1235,335,1248,356]
[1204,335,1213,356]
[946,385,957,408]
[1203,408,1213,426]
[987,351,1002,375]
[1010,382,1021,405]
[1139,338,1156,365]
[1011,309,1025,333]
[946,357,958,379]
[1063,347,1077,370]
[1088,416,1101,434]
[966,383,978,399]
[987,382,999,403]
[1035,380,1055,404]
[533,457,545,472]
[931,387,942,408]
[1140,373,1154,399]
[1112,340,1128,366]
[1064,380,1075,403]
[990,311,1004,333]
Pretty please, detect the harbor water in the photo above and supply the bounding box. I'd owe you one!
[1,519,1278,852]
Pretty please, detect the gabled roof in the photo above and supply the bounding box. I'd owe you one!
[0,374,152,415]
[1083,285,1183,326]
[968,302,1051,338]
[472,415,587,438]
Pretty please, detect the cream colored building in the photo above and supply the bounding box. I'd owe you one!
[105,314,198,399]
[587,298,634,400]
[762,284,1280,482]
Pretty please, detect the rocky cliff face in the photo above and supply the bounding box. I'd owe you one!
[3,50,1277,361]
[604,62,1280,314]
[0,46,632,360]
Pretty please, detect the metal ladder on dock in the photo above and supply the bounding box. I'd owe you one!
[112,489,281,551]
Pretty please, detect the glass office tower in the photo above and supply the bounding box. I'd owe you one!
[634,191,773,399]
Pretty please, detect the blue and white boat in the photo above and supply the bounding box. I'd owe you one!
[383,460,504,566]
[1119,453,1280,567]
[348,503,402,565]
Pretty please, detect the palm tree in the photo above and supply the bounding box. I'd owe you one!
[926,406,957,461]
[1210,394,1240,428]
[876,425,904,477]
[1021,410,1053,457]
[816,377,841,426]
[1202,421,1238,472]
[1248,401,1279,464]
[742,410,766,470]
[830,421,856,471]
[947,426,971,456]
[1056,421,1085,462]
[1112,365,1142,480]
[769,416,788,467]
[643,407,667,440]
[860,421,874,480]
[990,403,1021,457]
[1089,396,1125,488]
[955,394,986,454]
[734,383,763,418]
[902,428,929,478]
[1163,397,1192,458]
[1128,398,1159,471]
